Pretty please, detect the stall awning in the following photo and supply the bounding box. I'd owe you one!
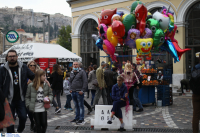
[0,43,82,63]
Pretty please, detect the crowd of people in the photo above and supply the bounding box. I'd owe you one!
[0,49,199,133]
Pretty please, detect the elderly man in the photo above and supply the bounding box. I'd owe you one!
[92,61,108,109]
[69,62,88,125]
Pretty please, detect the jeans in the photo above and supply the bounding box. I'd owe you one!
[133,87,143,110]
[111,100,126,119]
[93,87,107,107]
[7,100,27,133]
[33,111,47,133]
[52,90,61,108]
[65,94,72,109]
[192,94,200,133]
[91,90,96,106]
[106,86,113,105]
[71,92,84,121]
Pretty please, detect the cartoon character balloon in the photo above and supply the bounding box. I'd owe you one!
[146,18,160,34]
[125,29,140,49]
[153,29,165,50]
[140,28,152,38]
[136,38,153,60]
[92,34,103,51]
[111,20,125,38]
[107,27,118,47]
[135,4,147,35]
[97,20,108,39]
[130,0,144,14]
[153,11,169,32]
[103,39,117,61]
[122,14,136,33]
[100,8,117,26]
[112,14,123,22]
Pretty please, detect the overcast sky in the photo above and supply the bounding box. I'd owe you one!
[0,0,72,17]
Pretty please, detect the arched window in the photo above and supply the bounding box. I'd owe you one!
[185,2,200,78]
[80,19,99,67]
[149,7,162,15]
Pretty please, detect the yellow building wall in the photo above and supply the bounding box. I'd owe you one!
[72,38,80,56]
[71,0,107,8]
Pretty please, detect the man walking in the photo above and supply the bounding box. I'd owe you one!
[69,62,88,125]
[0,49,35,133]
[93,61,108,109]
[104,64,114,105]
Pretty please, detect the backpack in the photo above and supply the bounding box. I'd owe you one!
[189,66,200,95]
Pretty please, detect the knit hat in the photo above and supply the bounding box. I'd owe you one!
[101,61,106,66]
[158,71,162,74]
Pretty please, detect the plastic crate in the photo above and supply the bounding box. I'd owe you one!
[162,98,170,106]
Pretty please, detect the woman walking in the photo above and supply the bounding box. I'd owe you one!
[25,70,53,133]
[51,64,63,114]
[88,65,97,106]
[107,75,128,132]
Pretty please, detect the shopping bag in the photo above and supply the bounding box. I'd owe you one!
[0,99,15,129]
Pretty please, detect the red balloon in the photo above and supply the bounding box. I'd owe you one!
[100,8,117,26]
[172,42,191,61]
[111,20,125,38]
[135,4,147,35]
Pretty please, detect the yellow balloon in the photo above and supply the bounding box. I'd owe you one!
[107,27,118,47]
[122,14,128,21]
[147,12,152,16]
[136,38,153,57]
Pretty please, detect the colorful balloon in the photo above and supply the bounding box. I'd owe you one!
[130,0,144,14]
[100,8,117,26]
[112,20,125,38]
[103,39,117,61]
[97,21,108,39]
[122,14,136,33]
[125,29,140,48]
[146,18,160,34]
[161,6,174,15]
[153,11,169,32]
[135,4,147,34]
[136,38,153,60]
[122,14,128,20]
[117,11,124,17]
[107,27,118,47]
[112,14,123,22]
[153,29,165,50]
[172,42,191,61]
[92,34,103,50]
[141,28,152,38]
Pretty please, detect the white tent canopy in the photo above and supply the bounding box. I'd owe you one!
[0,43,82,63]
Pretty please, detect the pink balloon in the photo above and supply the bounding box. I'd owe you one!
[103,39,117,61]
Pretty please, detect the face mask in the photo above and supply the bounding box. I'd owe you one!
[104,67,106,69]
[47,71,50,73]
[68,78,70,80]
[73,67,78,71]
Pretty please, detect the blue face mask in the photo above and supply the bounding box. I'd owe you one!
[47,71,50,73]
[104,67,106,69]
[68,78,70,80]
[73,67,78,71]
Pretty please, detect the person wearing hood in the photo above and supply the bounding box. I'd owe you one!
[0,49,35,133]
[107,75,128,132]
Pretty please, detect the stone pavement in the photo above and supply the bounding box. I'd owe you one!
[1,92,199,133]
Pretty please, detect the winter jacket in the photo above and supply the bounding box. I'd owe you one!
[88,70,97,90]
[69,68,88,92]
[104,69,114,87]
[96,67,106,88]
[63,79,71,95]
[133,69,142,88]
[25,83,53,112]
[113,72,118,85]
[0,61,35,104]
[112,83,127,101]
[51,71,63,91]
[0,89,5,121]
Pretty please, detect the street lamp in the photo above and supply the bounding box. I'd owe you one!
[38,19,45,43]
[42,13,50,43]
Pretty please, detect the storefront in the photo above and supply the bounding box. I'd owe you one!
[68,0,200,89]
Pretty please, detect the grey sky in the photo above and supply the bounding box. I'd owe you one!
[0,0,72,17]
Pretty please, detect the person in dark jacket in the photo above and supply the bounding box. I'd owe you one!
[0,49,35,133]
[112,67,119,85]
[104,64,114,105]
[45,67,51,83]
[132,63,143,112]
[107,75,128,132]
[51,64,63,114]
[0,89,5,132]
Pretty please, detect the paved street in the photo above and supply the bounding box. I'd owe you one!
[1,92,198,133]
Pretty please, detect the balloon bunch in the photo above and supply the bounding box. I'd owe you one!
[92,0,191,63]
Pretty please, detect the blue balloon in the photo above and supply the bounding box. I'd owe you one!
[96,38,103,51]
[159,40,179,63]
[117,11,124,17]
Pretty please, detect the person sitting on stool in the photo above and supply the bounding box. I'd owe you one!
[107,75,128,132]
[180,79,190,95]
[157,71,163,83]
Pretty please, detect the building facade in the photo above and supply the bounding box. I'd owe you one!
[68,0,200,89]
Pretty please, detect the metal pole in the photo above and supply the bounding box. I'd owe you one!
[43,20,45,43]
[48,15,50,43]
[3,34,5,52]
[20,34,22,44]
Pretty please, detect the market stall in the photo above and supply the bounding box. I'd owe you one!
[0,43,82,72]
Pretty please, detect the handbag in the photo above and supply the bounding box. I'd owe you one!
[92,79,99,87]
[0,98,15,129]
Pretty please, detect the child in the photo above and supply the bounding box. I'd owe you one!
[25,69,53,133]
[63,73,73,111]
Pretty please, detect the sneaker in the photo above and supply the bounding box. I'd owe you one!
[68,108,73,111]
[70,119,78,123]
[136,108,143,112]
[30,123,34,131]
[87,109,92,115]
[107,120,112,124]
[55,108,61,114]
[64,106,67,110]
[119,127,125,132]
[76,120,85,125]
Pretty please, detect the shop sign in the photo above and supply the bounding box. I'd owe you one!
[6,30,19,43]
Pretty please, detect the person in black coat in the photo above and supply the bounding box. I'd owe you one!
[51,64,63,114]
[0,89,5,132]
